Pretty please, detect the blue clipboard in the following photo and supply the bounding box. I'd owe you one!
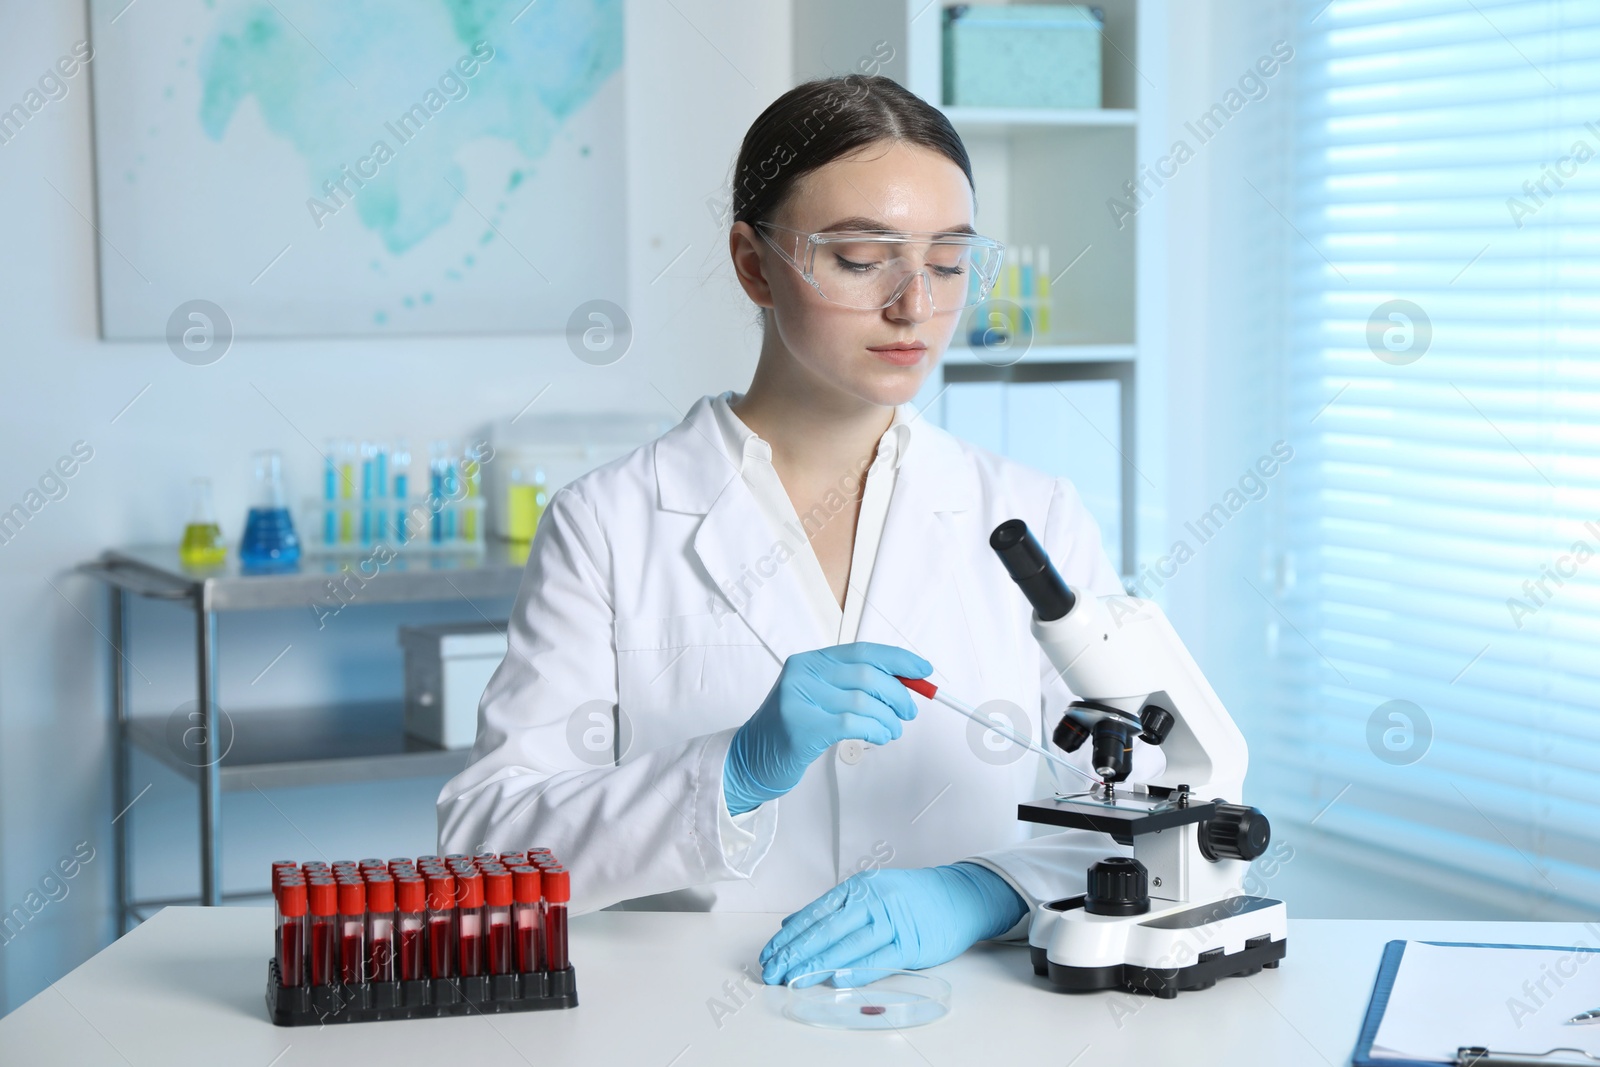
[1353,940,1600,1067]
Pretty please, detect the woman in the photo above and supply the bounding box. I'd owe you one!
[437,75,1161,985]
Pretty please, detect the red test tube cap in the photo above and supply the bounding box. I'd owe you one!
[510,865,542,903]
[308,880,337,917]
[338,880,366,916]
[458,871,485,909]
[425,873,457,911]
[542,866,570,903]
[484,869,512,907]
[396,878,426,914]
[366,876,395,913]
[279,881,308,918]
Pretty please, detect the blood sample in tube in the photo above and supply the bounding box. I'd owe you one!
[425,873,457,979]
[510,865,543,973]
[396,877,427,982]
[457,871,485,978]
[484,869,513,975]
[365,874,395,983]
[338,880,367,985]
[277,881,308,987]
[542,866,570,971]
[308,879,338,987]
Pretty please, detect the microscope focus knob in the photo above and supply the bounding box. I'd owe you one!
[1199,802,1271,862]
[1084,857,1151,916]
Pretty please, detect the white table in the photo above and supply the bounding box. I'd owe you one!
[2,907,1591,1065]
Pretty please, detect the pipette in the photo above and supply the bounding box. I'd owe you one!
[893,675,1100,785]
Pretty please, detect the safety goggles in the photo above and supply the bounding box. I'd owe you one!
[755,221,1005,312]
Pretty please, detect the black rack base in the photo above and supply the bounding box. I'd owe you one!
[265,959,578,1025]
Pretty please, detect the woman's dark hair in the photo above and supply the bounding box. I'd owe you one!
[731,75,975,227]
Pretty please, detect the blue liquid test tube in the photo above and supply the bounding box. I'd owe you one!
[374,444,389,542]
[322,443,337,546]
[443,455,458,542]
[361,442,374,545]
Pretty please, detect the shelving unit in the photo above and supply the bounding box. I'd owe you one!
[794,0,1165,580]
[80,541,526,933]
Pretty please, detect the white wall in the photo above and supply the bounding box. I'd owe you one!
[0,0,792,1014]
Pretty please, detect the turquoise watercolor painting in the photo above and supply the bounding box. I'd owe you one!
[88,0,626,338]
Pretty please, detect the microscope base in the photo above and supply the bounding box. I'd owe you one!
[1032,932,1285,998]
[1028,894,1288,998]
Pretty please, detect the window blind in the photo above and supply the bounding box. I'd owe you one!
[1261,0,1600,911]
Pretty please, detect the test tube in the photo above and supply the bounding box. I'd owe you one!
[429,442,446,543]
[462,444,480,543]
[396,877,427,982]
[510,865,543,973]
[484,869,513,976]
[277,880,307,987]
[322,441,338,546]
[339,441,357,544]
[426,873,457,979]
[338,881,366,985]
[308,879,338,987]
[457,871,485,978]
[360,441,376,544]
[392,442,411,544]
[375,442,390,541]
[365,874,395,983]
[543,866,570,972]
[271,862,299,962]
[442,447,459,542]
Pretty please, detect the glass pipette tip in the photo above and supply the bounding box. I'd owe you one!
[893,674,1100,785]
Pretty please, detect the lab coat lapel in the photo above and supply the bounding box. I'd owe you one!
[656,395,831,663]
[656,395,978,666]
[693,475,833,660]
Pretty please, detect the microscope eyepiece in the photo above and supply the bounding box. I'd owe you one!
[990,519,1077,622]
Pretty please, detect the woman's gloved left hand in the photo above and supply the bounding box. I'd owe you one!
[758,862,1029,985]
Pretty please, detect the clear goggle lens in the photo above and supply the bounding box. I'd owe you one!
[759,224,1004,311]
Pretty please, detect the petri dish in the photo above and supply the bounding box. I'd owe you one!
[783,967,951,1030]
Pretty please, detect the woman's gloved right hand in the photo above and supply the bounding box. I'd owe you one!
[723,642,932,816]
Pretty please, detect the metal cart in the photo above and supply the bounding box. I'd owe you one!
[80,540,528,934]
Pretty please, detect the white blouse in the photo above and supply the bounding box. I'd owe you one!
[709,390,912,645]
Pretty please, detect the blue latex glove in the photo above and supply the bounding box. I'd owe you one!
[758,863,1029,986]
[723,642,931,817]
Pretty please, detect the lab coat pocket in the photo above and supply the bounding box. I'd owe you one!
[614,612,778,753]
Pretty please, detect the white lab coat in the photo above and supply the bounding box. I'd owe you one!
[437,392,1162,941]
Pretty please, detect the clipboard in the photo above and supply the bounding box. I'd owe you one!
[1353,940,1600,1067]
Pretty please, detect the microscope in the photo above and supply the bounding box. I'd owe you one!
[989,519,1287,998]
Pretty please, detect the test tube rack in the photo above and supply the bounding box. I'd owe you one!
[265,960,577,1025]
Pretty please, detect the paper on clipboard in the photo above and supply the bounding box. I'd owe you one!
[1369,943,1600,1063]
